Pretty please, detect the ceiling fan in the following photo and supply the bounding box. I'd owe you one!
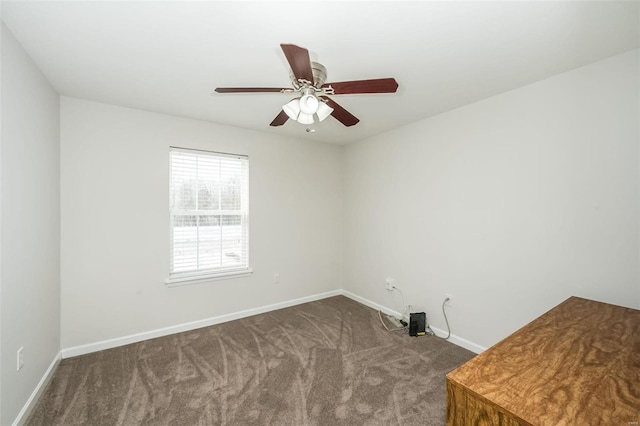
[215,44,399,128]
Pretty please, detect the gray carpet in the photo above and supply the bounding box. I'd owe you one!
[25,295,475,425]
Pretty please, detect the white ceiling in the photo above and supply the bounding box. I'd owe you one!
[2,1,638,144]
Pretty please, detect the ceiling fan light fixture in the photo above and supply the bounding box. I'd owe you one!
[299,93,319,115]
[296,112,314,125]
[316,101,334,122]
[282,99,301,120]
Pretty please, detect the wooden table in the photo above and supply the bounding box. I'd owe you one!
[446,296,640,425]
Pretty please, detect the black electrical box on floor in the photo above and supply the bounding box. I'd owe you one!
[409,312,426,336]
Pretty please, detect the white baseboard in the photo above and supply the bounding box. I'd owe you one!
[61,289,342,358]
[12,351,61,426]
[429,326,487,354]
[341,290,486,354]
[341,289,405,318]
[62,288,485,359]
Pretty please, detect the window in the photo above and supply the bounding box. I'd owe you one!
[167,147,250,285]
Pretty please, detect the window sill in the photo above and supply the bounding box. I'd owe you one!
[165,268,253,287]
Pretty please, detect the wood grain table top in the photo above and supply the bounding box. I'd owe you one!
[447,296,640,425]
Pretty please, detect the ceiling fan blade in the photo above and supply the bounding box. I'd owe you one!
[270,110,289,127]
[215,87,289,93]
[322,78,399,94]
[280,44,314,83]
[320,96,359,127]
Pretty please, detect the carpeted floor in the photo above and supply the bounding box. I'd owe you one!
[25,295,475,425]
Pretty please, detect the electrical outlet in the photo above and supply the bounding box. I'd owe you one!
[274,273,280,284]
[17,347,24,371]
[445,294,453,307]
[385,277,395,291]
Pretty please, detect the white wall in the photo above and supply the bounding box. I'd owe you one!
[344,49,639,350]
[60,98,343,349]
[1,23,60,425]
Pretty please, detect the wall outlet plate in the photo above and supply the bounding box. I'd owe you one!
[17,346,24,371]
[385,277,395,291]
[445,294,453,307]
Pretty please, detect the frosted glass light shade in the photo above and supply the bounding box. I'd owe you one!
[282,99,301,120]
[299,94,319,115]
[296,113,314,125]
[316,102,334,122]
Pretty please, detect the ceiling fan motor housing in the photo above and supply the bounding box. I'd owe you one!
[291,62,327,88]
[311,62,327,87]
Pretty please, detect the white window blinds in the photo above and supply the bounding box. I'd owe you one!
[169,147,249,281]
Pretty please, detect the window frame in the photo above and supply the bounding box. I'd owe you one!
[165,146,251,286]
